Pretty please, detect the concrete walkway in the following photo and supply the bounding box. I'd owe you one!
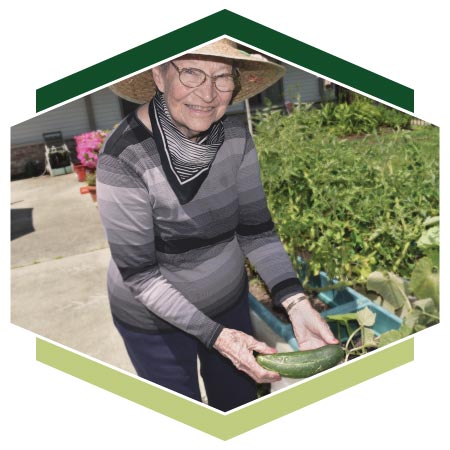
[10,173,136,374]
[10,172,296,397]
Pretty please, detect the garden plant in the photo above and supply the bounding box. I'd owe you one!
[250,94,439,356]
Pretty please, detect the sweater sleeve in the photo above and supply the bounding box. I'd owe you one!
[235,130,305,306]
[96,152,223,348]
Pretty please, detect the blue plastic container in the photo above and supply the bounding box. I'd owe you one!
[248,260,403,347]
[321,297,402,342]
[297,258,369,308]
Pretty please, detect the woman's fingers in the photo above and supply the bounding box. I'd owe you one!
[238,352,281,383]
[214,328,281,383]
[248,338,278,355]
[288,298,339,350]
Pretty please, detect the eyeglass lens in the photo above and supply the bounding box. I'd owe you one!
[173,63,235,92]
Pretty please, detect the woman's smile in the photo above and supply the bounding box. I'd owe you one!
[185,104,215,113]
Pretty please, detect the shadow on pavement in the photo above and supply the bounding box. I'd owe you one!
[11,208,35,240]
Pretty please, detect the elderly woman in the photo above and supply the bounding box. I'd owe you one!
[97,38,337,411]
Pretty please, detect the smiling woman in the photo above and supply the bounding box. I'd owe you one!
[98,38,338,411]
[151,58,235,139]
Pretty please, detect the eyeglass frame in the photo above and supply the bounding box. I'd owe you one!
[169,61,240,93]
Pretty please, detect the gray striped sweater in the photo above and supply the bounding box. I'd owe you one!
[96,112,303,348]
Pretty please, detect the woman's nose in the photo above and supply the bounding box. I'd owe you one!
[194,77,217,102]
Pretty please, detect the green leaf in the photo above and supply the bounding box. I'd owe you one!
[378,323,412,347]
[326,313,358,322]
[378,329,402,347]
[403,309,422,329]
[362,327,377,347]
[373,296,382,306]
[417,225,439,250]
[413,298,435,313]
[367,271,409,309]
[410,257,439,306]
[398,303,412,320]
[427,249,439,268]
[423,216,439,227]
[381,300,397,314]
[356,307,376,327]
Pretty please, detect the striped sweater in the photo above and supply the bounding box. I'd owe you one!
[96,112,303,348]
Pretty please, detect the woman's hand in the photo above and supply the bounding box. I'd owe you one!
[213,328,282,383]
[284,296,339,350]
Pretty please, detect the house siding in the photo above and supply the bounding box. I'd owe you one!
[282,63,322,104]
[11,97,90,146]
[10,88,122,147]
[90,88,123,131]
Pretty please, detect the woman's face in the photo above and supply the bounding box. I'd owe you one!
[152,56,234,140]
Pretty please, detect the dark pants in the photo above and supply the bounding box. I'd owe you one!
[113,297,257,412]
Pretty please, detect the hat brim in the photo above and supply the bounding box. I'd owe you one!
[110,41,286,105]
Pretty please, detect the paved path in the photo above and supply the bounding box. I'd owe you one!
[10,172,293,398]
[11,173,135,374]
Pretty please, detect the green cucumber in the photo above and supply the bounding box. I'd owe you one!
[256,344,344,379]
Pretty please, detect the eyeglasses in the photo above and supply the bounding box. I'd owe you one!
[170,61,238,93]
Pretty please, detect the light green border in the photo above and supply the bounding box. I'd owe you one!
[36,337,414,440]
[36,9,413,112]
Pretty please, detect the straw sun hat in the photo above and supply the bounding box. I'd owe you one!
[110,38,286,104]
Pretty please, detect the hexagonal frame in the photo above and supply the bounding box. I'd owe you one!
[32,9,417,440]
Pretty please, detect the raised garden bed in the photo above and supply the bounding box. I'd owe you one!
[248,260,402,349]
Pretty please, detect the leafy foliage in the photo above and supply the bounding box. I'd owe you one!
[322,217,439,354]
[251,101,438,355]
[253,106,439,287]
[319,99,381,135]
[318,94,412,135]
[367,217,439,346]
[367,271,411,312]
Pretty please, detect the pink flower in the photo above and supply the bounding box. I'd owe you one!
[75,129,110,169]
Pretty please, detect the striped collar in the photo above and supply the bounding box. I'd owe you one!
[149,91,225,204]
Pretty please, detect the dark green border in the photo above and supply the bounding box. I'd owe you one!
[36,9,413,112]
[36,337,414,440]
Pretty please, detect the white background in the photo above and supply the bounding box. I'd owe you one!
[2,1,448,448]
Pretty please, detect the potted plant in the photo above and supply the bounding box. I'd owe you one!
[75,129,109,203]
[74,129,109,171]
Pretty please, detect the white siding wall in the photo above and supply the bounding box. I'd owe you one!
[90,88,123,131]
[11,88,123,146]
[282,63,322,104]
[11,97,90,146]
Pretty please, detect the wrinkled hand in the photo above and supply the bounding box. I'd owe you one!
[213,328,282,383]
[285,298,339,350]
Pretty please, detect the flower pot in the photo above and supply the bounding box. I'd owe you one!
[73,164,86,182]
